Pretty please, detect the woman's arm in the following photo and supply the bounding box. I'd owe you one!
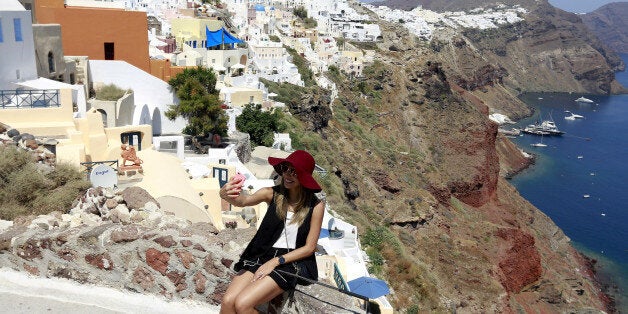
[219,178,273,208]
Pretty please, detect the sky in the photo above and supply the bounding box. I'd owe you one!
[549,0,627,13]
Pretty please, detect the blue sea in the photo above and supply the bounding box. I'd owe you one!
[510,54,628,310]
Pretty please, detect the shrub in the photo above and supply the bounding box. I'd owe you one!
[236,104,285,147]
[95,84,129,101]
[0,146,32,182]
[0,146,90,220]
[293,6,308,19]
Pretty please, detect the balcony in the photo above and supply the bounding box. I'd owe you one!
[0,89,60,109]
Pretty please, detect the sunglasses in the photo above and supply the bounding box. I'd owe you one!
[278,163,297,176]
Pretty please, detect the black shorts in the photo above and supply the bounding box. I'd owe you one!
[240,247,298,291]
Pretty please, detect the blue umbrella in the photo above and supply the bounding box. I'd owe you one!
[319,228,330,239]
[347,276,390,299]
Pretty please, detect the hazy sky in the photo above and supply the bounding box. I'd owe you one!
[549,0,627,13]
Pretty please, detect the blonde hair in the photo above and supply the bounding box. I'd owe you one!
[275,181,317,226]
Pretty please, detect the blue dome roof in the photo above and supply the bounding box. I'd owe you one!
[270,6,275,10]
[254,4,265,11]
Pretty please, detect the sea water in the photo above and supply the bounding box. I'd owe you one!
[510,54,628,310]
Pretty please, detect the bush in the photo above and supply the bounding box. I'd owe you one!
[236,104,285,146]
[293,6,308,19]
[95,84,130,101]
[0,146,90,220]
[0,146,32,183]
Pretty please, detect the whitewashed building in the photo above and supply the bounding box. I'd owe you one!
[89,60,187,136]
[0,0,37,90]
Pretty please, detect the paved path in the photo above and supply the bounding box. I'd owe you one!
[0,268,219,314]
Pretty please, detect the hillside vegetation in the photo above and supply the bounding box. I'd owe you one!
[0,146,90,220]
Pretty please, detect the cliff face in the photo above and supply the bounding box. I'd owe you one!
[305,3,618,311]
[581,2,628,53]
[321,62,609,312]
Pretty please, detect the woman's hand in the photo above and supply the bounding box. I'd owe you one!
[252,258,279,282]
[219,176,244,200]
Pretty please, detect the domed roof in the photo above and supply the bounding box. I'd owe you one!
[254,4,265,11]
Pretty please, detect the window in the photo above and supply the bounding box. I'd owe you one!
[249,96,254,103]
[14,18,22,42]
[48,51,55,73]
[0,18,3,43]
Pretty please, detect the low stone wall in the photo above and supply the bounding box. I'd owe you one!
[0,195,252,305]
[0,186,360,312]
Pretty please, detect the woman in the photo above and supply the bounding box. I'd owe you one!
[219,150,325,314]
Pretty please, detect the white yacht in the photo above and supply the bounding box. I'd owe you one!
[564,111,584,120]
[575,96,594,103]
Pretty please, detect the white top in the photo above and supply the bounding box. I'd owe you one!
[272,212,298,249]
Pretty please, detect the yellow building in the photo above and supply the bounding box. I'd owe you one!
[220,86,263,108]
[170,18,224,49]
[339,50,364,78]
[0,88,152,166]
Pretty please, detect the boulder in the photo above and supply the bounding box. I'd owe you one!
[121,187,160,210]
[7,129,19,138]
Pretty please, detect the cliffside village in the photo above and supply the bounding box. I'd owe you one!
[0,0,528,311]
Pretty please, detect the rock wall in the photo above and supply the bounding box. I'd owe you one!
[0,186,360,312]
[0,188,244,305]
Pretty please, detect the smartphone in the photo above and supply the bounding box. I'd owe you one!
[233,172,246,184]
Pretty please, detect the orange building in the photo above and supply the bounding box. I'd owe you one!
[32,0,150,72]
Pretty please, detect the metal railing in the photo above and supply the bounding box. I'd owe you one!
[80,160,119,180]
[0,89,60,109]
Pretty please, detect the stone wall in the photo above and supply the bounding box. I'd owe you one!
[0,186,249,306]
[0,186,360,312]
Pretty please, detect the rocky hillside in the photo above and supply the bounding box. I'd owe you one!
[581,2,628,53]
[313,57,611,312]
[284,1,623,311]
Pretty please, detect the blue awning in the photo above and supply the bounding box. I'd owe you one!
[205,26,243,48]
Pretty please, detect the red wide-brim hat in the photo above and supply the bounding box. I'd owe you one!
[268,150,322,192]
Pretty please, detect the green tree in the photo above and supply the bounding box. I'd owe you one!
[236,104,285,146]
[166,67,227,138]
[293,6,308,19]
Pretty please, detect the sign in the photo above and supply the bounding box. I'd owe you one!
[333,263,349,292]
[90,164,118,188]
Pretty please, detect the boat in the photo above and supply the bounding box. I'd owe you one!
[564,111,584,120]
[522,120,565,136]
[575,96,594,103]
[583,194,590,198]
[498,127,521,136]
[530,133,547,147]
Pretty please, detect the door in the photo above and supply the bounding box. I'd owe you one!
[104,42,114,60]
[120,131,142,150]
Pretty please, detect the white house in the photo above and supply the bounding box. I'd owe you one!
[89,60,187,136]
[0,0,37,90]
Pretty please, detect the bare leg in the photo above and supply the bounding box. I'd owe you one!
[220,271,255,314]
[233,276,284,314]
